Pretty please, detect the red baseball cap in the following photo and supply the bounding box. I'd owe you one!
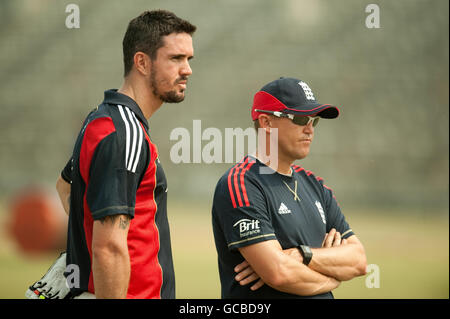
[251,77,340,121]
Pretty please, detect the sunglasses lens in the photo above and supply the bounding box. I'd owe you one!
[312,117,320,127]
[292,116,320,126]
[293,117,309,126]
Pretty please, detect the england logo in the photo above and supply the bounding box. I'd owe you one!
[298,81,315,101]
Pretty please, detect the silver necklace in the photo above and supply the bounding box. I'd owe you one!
[282,180,301,202]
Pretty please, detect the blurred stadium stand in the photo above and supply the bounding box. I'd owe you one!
[0,0,448,213]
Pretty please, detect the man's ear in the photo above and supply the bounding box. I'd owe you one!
[258,114,272,133]
[133,51,151,76]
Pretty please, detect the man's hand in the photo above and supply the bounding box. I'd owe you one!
[234,235,346,292]
[322,228,348,248]
[234,260,265,291]
[237,240,341,296]
[311,232,366,281]
[235,229,350,291]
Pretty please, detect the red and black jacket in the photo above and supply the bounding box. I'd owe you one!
[62,89,175,298]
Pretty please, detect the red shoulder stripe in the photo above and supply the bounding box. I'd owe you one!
[301,168,335,193]
[227,157,247,208]
[295,167,339,204]
[233,157,249,207]
[292,165,304,173]
[240,160,256,207]
[227,156,256,208]
[227,166,238,208]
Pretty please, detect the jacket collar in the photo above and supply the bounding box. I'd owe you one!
[102,89,149,130]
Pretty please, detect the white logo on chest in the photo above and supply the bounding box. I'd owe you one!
[278,202,292,215]
[315,201,326,224]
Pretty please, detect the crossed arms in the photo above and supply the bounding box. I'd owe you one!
[235,230,367,296]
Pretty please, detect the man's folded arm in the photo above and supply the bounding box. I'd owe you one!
[238,240,340,296]
[309,234,367,281]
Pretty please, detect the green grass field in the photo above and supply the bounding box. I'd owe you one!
[0,201,448,299]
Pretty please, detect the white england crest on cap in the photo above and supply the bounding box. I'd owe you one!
[298,81,315,101]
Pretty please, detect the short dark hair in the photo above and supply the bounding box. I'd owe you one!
[122,10,196,76]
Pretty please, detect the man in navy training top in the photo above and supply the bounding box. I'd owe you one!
[212,77,367,298]
[55,10,196,299]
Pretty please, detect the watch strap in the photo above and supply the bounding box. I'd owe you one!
[298,245,313,265]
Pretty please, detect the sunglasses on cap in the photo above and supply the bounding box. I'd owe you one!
[255,109,320,127]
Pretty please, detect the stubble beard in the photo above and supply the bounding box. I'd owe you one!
[150,67,186,103]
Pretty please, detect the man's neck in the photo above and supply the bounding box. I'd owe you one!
[118,78,162,120]
[254,151,293,175]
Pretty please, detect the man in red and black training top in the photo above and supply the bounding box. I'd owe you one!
[55,10,196,299]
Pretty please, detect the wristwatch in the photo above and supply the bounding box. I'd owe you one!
[297,245,313,265]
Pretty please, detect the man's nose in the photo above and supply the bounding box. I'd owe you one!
[303,121,314,133]
[180,60,192,76]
